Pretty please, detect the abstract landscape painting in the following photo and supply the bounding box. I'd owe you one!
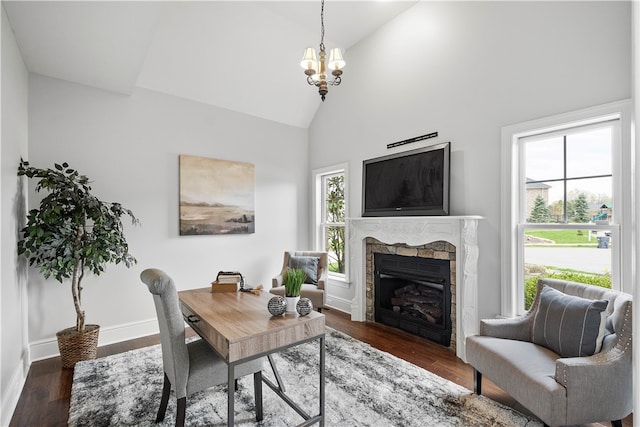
[179,154,255,235]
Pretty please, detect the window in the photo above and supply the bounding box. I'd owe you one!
[313,164,348,279]
[501,101,632,316]
[524,125,613,224]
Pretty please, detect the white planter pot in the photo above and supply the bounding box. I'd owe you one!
[285,296,300,312]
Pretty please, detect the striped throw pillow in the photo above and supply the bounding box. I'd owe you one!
[532,286,608,357]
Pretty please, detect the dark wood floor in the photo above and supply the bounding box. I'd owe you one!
[9,308,633,426]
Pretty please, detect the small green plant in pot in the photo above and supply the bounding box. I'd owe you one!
[283,268,307,297]
[283,268,306,313]
[17,160,139,368]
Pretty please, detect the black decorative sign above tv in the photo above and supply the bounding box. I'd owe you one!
[362,142,450,217]
[386,132,438,149]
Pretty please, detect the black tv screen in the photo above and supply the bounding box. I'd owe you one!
[362,142,450,216]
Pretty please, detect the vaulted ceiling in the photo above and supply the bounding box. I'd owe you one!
[4,1,417,128]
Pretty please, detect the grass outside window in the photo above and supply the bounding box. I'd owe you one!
[525,229,598,246]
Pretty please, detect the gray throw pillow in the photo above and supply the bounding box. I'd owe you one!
[288,256,319,285]
[532,285,608,357]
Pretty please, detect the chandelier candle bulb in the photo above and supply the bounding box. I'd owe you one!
[328,48,345,71]
[300,48,318,75]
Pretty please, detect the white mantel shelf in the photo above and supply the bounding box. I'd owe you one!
[347,216,482,361]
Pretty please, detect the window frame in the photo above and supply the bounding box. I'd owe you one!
[312,163,349,282]
[501,100,633,317]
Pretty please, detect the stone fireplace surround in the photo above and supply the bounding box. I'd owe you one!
[347,216,481,361]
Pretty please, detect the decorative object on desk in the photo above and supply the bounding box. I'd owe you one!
[248,284,263,295]
[211,270,242,293]
[267,296,287,316]
[283,268,306,296]
[211,280,238,293]
[216,271,243,284]
[16,160,139,369]
[296,297,313,316]
[283,267,306,312]
[69,328,541,427]
[179,154,255,235]
[285,296,299,313]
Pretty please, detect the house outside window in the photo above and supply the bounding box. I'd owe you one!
[501,101,632,317]
[313,164,348,279]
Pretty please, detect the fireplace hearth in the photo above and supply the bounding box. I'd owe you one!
[374,253,451,346]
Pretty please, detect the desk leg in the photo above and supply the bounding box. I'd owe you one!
[228,364,235,426]
[319,335,325,427]
[267,354,286,392]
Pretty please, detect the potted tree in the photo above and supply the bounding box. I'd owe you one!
[283,268,306,312]
[17,160,139,368]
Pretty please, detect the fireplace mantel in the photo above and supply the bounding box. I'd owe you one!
[347,216,482,361]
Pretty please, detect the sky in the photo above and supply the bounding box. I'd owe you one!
[525,126,612,203]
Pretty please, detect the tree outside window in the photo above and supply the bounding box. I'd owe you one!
[528,195,550,223]
[571,193,590,223]
[322,173,345,274]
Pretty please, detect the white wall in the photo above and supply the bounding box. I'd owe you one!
[26,75,309,359]
[310,1,632,320]
[632,0,639,418]
[1,3,29,425]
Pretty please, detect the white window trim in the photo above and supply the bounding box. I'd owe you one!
[312,163,349,283]
[501,100,633,317]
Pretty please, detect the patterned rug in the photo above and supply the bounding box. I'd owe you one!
[69,328,542,426]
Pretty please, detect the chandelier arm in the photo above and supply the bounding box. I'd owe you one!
[306,76,322,88]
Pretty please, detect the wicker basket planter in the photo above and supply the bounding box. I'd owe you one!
[56,324,100,369]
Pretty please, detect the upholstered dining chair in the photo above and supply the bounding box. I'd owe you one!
[270,251,328,312]
[140,268,264,427]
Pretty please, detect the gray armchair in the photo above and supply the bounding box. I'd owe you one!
[466,278,632,427]
[140,268,264,427]
[270,251,329,312]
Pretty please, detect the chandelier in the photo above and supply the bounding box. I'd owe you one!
[300,0,345,101]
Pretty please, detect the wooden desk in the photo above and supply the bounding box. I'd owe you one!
[178,288,325,426]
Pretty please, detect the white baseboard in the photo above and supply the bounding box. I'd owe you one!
[325,295,351,314]
[29,319,160,362]
[1,351,29,427]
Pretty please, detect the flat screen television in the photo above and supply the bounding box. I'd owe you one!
[362,142,450,217]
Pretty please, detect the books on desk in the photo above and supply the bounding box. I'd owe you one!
[211,272,242,293]
[216,274,242,284]
[211,280,239,293]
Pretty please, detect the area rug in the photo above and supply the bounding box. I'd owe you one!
[69,328,542,426]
